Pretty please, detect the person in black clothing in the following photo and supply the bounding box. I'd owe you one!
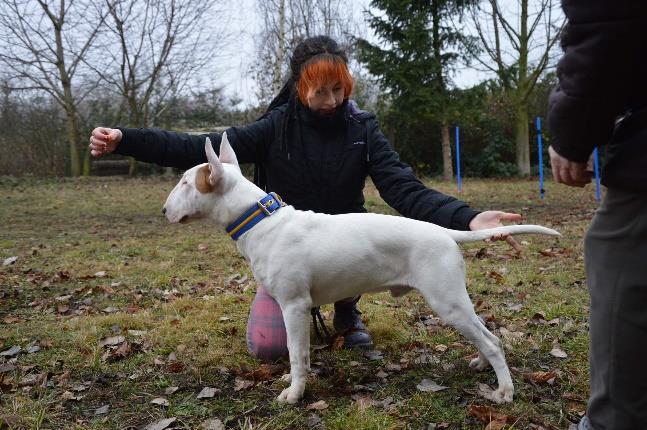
[90,35,523,360]
[548,1,647,429]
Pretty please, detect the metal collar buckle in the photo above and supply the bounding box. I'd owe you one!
[257,198,276,216]
[257,192,283,216]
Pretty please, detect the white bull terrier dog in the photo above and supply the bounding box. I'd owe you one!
[163,133,560,404]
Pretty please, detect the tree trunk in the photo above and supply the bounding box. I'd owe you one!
[515,102,530,176]
[63,112,82,176]
[128,101,140,175]
[431,2,452,182]
[54,14,83,177]
[441,121,453,181]
[82,149,91,176]
[515,0,530,176]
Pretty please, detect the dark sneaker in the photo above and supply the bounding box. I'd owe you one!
[333,297,374,349]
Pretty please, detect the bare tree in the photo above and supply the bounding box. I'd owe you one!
[96,0,223,127]
[88,0,225,173]
[468,0,564,175]
[0,0,107,176]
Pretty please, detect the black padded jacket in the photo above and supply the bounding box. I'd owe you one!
[548,0,647,192]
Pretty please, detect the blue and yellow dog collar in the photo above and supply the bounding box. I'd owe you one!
[226,192,285,240]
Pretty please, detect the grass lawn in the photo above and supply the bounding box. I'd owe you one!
[0,175,598,429]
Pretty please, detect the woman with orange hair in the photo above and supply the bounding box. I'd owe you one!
[89,36,522,361]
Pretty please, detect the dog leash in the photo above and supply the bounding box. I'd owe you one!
[311,307,331,342]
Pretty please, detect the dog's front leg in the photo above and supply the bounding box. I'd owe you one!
[277,301,311,404]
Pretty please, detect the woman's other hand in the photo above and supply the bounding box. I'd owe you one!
[89,127,122,157]
[469,211,523,253]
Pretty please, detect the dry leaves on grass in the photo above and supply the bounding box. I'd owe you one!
[487,270,505,284]
[351,393,398,412]
[306,400,329,411]
[550,342,568,359]
[150,397,169,407]
[0,346,21,358]
[200,418,225,430]
[233,377,254,391]
[94,404,110,415]
[143,417,176,430]
[2,256,18,266]
[468,404,517,428]
[416,379,448,393]
[98,336,124,348]
[524,370,557,385]
[61,390,85,402]
[197,387,221,399]
[238,363,285,382]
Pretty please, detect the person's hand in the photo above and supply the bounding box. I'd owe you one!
[469,211,523,253]
[89,127,122,157]
[548,146,592,187]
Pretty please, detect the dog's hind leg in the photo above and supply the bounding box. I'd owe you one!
[416,264,514,403]
[276,298,311,404]
[453,313,514,403]
[467,316,498,371]
[428,298,513,402]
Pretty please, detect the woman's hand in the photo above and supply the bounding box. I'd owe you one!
[469,211,523,252]
[89,127,122,157]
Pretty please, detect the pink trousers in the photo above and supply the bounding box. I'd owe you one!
[246,286,289,361]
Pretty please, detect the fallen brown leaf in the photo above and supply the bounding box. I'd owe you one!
[166,361,185,373]
[239,363,285,382]
[416,379,448,393]
[524,370,557,385]
[197,387,220,399]
[468,404,516,425]
[2,316,21,324]
[98,336,125,348]
[306,400,329,410]
[487,270,505,284]
[233,377,254,391]
[0,345,21,357]
[111,341,132,360]
[550,342,568,359]
[143,417,176,430]
[150,397,169,407]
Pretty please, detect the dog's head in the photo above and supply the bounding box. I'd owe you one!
[163,132,253,226]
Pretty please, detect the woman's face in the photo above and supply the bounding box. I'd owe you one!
[306,80,345,115]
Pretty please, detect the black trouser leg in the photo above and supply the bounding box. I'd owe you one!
[585,188,647,430]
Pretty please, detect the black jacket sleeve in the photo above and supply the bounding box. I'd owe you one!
[548,0,647,162]
[114,114,276,169]
[366,119,479,230]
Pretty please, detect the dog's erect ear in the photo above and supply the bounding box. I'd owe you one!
[204,137,224,189]
[218,132,238,166]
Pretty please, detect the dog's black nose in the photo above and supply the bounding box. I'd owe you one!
[162,207,166,214]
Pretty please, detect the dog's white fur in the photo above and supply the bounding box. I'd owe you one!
[163,133,560,404]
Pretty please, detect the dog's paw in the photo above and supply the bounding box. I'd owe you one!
[469,355,489,372]
[488,385,514,404]
[276,386,303,404]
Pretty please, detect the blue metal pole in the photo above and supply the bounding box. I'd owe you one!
[593,147,601,201]
[455,125,461,193]
[536,117,545,200]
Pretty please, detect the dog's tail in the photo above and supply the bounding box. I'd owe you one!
[446,225,560,243]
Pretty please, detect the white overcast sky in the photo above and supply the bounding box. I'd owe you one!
[217,0,562,108]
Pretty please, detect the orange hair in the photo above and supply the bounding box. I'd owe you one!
[296,54,354,105]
